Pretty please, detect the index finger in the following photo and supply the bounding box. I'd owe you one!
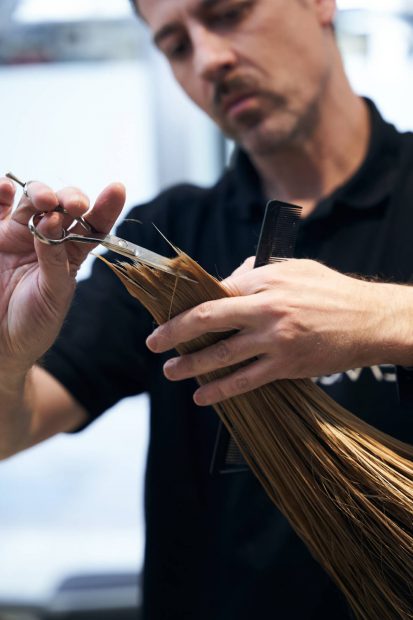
[0,177,16,209]
[146,296,253,353]
[12,181,60,227]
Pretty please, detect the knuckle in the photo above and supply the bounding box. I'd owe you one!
[59,187,88,210]
[301,258,316,269]
[274,323,296,347]
[214,340,232,364]
[278,318,296,339]
[196,301,214,323]
[234,374,250,393]
[258,298,279,319]
[68,191,88,212]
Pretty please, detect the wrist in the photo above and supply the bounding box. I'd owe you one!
[369,282,413,367]
[0,365,31,399]
[0,367,33,461]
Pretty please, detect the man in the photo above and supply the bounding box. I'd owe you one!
[0,0,412,618]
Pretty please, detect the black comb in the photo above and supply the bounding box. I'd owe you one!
[210,200,302,475]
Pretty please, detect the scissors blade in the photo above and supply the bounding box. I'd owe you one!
[19,184,193,281]
[98,233,193,280]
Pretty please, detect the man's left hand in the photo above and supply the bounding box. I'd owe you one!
[146,258,413,405]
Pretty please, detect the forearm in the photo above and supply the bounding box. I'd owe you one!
[0,364,88,461]
[0,367,34,460]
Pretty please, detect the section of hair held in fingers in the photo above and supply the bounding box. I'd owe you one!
[100,251,413,620]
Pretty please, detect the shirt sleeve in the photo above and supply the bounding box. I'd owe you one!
[396,365,413,408]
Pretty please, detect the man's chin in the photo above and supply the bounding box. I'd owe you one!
[226,108,306,155]
[232,122,295,156]
[220,107,264,139]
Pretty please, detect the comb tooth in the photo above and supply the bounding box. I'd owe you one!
[254,200,302,266]
[265,201,302,261]
[226,434,248,466]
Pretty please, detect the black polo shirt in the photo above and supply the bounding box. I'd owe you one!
[44,100,413,620]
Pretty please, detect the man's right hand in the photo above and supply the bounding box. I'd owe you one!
[0,176,126,378]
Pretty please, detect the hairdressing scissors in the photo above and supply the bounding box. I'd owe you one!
[6,172,192,280]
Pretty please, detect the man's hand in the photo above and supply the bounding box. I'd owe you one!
[146,258,413,405]
[0,175,125,377]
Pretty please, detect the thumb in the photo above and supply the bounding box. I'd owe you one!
[221,256,255,292]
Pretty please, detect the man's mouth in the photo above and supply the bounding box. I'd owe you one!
[221,91,258,119]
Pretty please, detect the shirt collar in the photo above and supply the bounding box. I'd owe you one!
[226,147,265,220]
[228,98,404,222]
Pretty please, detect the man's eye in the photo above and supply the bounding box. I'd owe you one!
[220,8,244,23]
[165,39,190,61]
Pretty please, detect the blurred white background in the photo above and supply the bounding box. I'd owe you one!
[0,0,412,613]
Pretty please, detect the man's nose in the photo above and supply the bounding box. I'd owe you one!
[193,27,236,81]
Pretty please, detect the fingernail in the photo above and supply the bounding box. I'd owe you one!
[146,329,159,351]
[193,389,207,406]
[163,357,178,378]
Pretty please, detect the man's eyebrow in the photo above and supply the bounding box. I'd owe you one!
[199,0,225,8]
[197,0,231,15]
[153,23,181,48]
[153,0,226,48]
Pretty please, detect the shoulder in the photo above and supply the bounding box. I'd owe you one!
[397,130,413,163]
[390,129,413,192]
[373,117,413,195]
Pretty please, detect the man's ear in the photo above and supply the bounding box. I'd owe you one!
[314,0,337,27]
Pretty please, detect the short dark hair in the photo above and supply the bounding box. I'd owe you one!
[129,0,140,16]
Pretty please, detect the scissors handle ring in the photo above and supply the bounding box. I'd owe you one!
[28,209,93,245]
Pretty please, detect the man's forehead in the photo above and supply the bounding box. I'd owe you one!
[138,0,225,25]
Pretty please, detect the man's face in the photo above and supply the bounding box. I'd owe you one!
[138,0,336,156]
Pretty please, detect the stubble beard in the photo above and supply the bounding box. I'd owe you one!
[228,94,322,157]
[212,73,325,156]
[212,75,291,151]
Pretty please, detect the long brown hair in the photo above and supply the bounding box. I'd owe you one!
[101,251,413,620]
